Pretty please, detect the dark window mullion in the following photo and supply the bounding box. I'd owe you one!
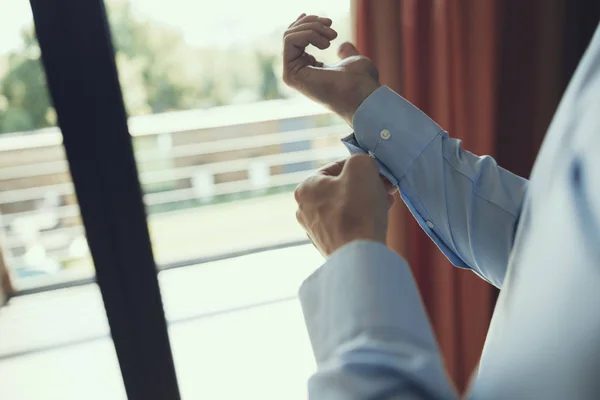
[28,0,180,399]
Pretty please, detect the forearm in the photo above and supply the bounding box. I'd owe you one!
[401,134,527,287]
[345,86,528,287]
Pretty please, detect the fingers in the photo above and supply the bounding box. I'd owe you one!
[286,22,338,41]
[341,155,390,204]
[319,156,396,194]
[341,154,379,179]
[294,174,331,203]
[338,42,360,59]
[297,158,348,202]
[290,14,332,28]
[304,54,324,67]
[380,175,397,194]
[289,13,306,28]
[318,159,346,177]
[283,15,336,65]
[284,30,332,62]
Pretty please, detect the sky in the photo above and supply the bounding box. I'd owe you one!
[0,0,351,53]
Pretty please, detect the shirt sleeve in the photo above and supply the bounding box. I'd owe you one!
[343,86,529,288]
[299,240,457,400]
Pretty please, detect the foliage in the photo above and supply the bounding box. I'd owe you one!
[0,0,295,134]
[0,29,51,133]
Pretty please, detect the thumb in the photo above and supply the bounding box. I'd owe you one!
[341,154,379,180]
[338,42,360,59]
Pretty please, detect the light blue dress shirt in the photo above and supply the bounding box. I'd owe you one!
[299,24,600,399]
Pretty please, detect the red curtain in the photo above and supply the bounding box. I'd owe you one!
[354,0,599,392]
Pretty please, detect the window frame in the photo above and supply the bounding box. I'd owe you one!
[28,0,181,398]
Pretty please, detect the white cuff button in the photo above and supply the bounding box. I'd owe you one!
[380,129,391,140]
[426,221,434,229]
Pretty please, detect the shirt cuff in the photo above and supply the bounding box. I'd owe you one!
[299,240,438,366]
[349,86,445,179]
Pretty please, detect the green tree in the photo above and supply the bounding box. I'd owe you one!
[107,0,196,114]
[0,0,200,134]
[0,1,351,135]
[0,29,52,133]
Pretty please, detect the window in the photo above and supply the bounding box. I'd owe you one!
[0,0,352,398]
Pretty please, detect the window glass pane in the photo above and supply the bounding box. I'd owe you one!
[0,286,126,399]
[106,0,352,397]
[0,5,124,400]
[0,3,94,291]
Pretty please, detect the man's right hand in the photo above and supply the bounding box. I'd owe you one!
[282,14,381,126]
[294,155,392,257]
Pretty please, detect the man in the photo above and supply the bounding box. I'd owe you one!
[284,14,600,399]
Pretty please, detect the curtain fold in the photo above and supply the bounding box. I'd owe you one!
[354,0,599,392]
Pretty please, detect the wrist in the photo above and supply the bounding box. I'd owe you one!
[344,81,381,126]
[330,224,386,256]
[329,236,386,258]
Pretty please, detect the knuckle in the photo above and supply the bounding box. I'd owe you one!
[295,209,303,224]
[312,180,325,193]
[313,176,330,191]
[293,185,303,202]
[295,179,313,202]
[367,63,379,81]
[353,56,379,79]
